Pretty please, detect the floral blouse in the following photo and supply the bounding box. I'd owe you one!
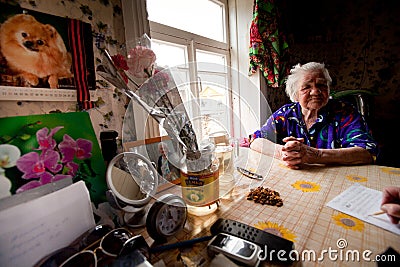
[254,100,378,156]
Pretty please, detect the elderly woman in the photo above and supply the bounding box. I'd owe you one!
[250,62,378,169]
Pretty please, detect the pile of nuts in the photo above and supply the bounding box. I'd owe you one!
[246,186,283,207]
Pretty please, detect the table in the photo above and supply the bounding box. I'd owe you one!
[139,147,400,266]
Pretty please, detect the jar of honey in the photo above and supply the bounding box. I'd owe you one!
[180,140,220,216]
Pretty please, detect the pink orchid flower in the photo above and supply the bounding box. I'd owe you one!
[127,46,156,78]
[65,161,79,176]
[59,134,93,163]
[16,149,63,179]
[36,126,63,151]
[14,126,93,194]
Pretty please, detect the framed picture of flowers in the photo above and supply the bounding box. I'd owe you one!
[0,112,107,205]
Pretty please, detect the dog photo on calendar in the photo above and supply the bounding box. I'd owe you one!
[0,3,95,92]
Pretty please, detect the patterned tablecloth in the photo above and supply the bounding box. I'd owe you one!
[138,147,400,266]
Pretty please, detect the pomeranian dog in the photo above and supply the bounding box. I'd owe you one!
[0,14,72,88]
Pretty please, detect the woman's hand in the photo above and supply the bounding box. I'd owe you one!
[281,136,321,169]
[250,137,320,169]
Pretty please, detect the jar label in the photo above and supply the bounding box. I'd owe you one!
[181,170,219,207]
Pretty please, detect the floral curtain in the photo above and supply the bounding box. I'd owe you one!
[249,0,289,88]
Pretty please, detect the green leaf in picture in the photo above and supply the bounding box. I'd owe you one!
[19,134,31,141]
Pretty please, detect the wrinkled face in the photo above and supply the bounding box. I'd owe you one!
[298,70,330,111]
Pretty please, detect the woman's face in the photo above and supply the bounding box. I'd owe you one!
[297,70,330,111]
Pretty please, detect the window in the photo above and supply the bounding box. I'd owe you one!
[147,0,226,42]
[146,0,232,140]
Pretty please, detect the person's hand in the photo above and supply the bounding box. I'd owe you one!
[381,186,400,224]
[239,137,250,147]
[281,137,322,169]
[280,136,307,169]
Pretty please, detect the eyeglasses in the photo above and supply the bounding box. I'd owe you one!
[36,225,141,267]
[60,228,134,267]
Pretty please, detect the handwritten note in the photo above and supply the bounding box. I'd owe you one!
[0,181,95,267]
[326,184,400,235]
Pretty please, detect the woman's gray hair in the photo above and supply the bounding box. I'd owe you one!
[285,62,332,102]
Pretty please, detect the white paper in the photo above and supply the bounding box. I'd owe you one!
[326,183,400,235]
[0,181,96,267]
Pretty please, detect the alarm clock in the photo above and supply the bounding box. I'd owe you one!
[146,194,188,242]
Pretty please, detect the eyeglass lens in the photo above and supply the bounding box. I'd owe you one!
[79,224,114,249]
[100,228,133,256]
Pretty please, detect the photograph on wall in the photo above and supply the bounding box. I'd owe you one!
[0,3,95,100]
[0,112,107,205]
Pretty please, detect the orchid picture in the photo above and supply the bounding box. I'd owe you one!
[15,126,93,193]
[0,112,107,204]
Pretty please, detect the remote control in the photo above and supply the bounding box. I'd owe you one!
[210,218,295,263]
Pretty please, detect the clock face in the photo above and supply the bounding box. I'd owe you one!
[146,194,187,240]
[156,204,187,236]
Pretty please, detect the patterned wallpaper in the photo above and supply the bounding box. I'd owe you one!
[0,0,129,145]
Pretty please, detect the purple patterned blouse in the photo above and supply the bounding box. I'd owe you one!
[254,100,378,156]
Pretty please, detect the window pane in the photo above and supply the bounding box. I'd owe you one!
[147,0,225,42]
[197,50,226,68]
[150,39,192,109]
[151,39,188,68]
[197,50,230,137]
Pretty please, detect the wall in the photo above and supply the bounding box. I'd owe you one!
[0,0,129,146]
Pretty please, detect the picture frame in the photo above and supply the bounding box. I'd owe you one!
[0,3,96,101]
[123,136,182,192]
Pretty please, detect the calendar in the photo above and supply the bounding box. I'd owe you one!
[0,86,97,101]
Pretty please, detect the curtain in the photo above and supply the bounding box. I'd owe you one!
[249,0,289,88]
[122,0,150,46]
[121,0,160,139]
